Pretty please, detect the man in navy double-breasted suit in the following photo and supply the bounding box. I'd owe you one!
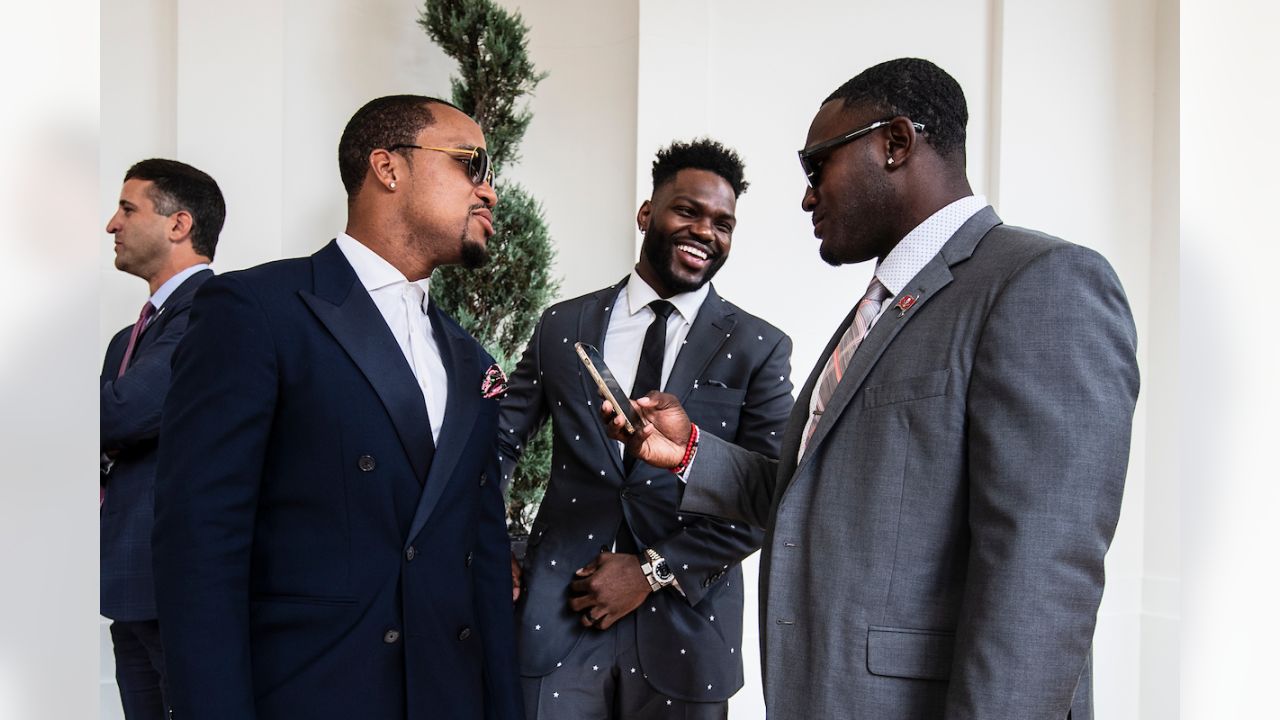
[153,96,522,720]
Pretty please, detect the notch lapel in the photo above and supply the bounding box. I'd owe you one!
[299,241,434,484]
[577,279,627,475]
[793,208,1002,478]
[666,285,736,404]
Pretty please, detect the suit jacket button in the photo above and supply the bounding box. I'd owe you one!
[358,455,376,472]
[383,629,400,644]
[465,551,473,567]
[458,627,472,641]
[405,546,416,562]
[478,473,487,487]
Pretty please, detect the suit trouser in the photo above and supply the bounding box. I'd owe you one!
[521,613,727,720]
[109,619,167,720]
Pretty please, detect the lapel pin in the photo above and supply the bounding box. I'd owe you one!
[895,294,918,318]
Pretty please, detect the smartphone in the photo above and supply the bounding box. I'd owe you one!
[574,342,646,434]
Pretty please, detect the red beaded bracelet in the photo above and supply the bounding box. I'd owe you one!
[670,423,700,476]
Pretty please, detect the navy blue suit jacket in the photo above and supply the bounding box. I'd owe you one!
[153,241,521,720]
[101,268,211,622]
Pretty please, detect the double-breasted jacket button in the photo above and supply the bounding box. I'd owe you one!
[383,629,401,644]
[464,551,473,567]
[458,627,472,641]
[405,546,417,562]
[358,455,376,472]
[478,472,488,487]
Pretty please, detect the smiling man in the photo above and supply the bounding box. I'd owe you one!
[498,139,793,719]
[152,95,521,720]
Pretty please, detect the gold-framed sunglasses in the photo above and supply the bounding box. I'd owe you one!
[388,144,494,186]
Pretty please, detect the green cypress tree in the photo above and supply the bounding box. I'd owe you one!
[420,0,558,534]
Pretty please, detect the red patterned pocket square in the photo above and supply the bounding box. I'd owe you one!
[481,363,509,399]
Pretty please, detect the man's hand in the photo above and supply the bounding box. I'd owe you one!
[511,551,523,603]
[600,392,691,470]
[567,552,652,630]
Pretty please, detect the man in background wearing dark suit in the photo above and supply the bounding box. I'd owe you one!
[500,139,793,719]
[153,96,521,720]
[101,158,223,720]
[611,59,1139,719]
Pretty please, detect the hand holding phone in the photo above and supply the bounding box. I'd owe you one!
[574,342,646,434]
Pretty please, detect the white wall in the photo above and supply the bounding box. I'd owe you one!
[100,1,1176,717]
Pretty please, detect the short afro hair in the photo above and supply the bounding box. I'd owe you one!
[651,138,749,198]
[124,158,225,260]
[337,94,462,197]
[825,58,968,162]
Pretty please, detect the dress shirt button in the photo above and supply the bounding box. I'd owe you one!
[405,546,417,562]
[358,455,376,472]
[383,629,401,644]
[458,627,472,641]
[478,473,488,487]
[464,551,473,567]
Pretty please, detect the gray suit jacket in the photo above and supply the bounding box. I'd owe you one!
[682,208,1139,719]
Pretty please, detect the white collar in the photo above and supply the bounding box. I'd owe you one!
[336,232,430,297]
[623,270,710,324]
[874,194,988,297]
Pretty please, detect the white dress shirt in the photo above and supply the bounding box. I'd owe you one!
[336,233,447,443]
[603,272,711,398]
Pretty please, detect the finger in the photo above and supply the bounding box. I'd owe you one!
[596,612,616,630]
[568,594,593,612]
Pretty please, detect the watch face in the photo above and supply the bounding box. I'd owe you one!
[654,560,674,583]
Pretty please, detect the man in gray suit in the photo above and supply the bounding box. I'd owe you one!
[606,58,1139,719]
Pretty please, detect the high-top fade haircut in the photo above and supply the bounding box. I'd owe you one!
[826,58,968,164]
[124,158,226,260]
[337,94,463,198]
[651,138,749,198]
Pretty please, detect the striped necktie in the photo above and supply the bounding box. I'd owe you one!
[801,277,891,455]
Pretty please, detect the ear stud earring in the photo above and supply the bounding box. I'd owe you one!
[389,181,397,189]
[886,157,894,166]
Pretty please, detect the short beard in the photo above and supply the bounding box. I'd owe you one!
[460,234,490,269]
[642,227,726,294]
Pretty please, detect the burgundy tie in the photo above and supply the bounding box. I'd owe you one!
[117,301,156,377]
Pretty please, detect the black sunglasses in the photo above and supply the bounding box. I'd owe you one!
[388,144,494,186]
[797,118,925,187]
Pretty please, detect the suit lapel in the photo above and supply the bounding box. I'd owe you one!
[136,268,213,349]
[666,285,736,404]
[299,241,434,484]
[405,302,480,544]
[578,279,627,475]
[793,208,1002,478]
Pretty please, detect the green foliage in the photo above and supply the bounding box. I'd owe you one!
[418,0,547,169]
[421,0,558,534]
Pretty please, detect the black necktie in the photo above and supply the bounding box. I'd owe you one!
[631,300,675,400]
[624,300,674,477]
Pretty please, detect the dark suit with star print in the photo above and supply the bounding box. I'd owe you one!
[498,278,793,710]
[152,240,521,720]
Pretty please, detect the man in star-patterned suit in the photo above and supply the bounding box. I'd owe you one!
[499,139,793,719]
